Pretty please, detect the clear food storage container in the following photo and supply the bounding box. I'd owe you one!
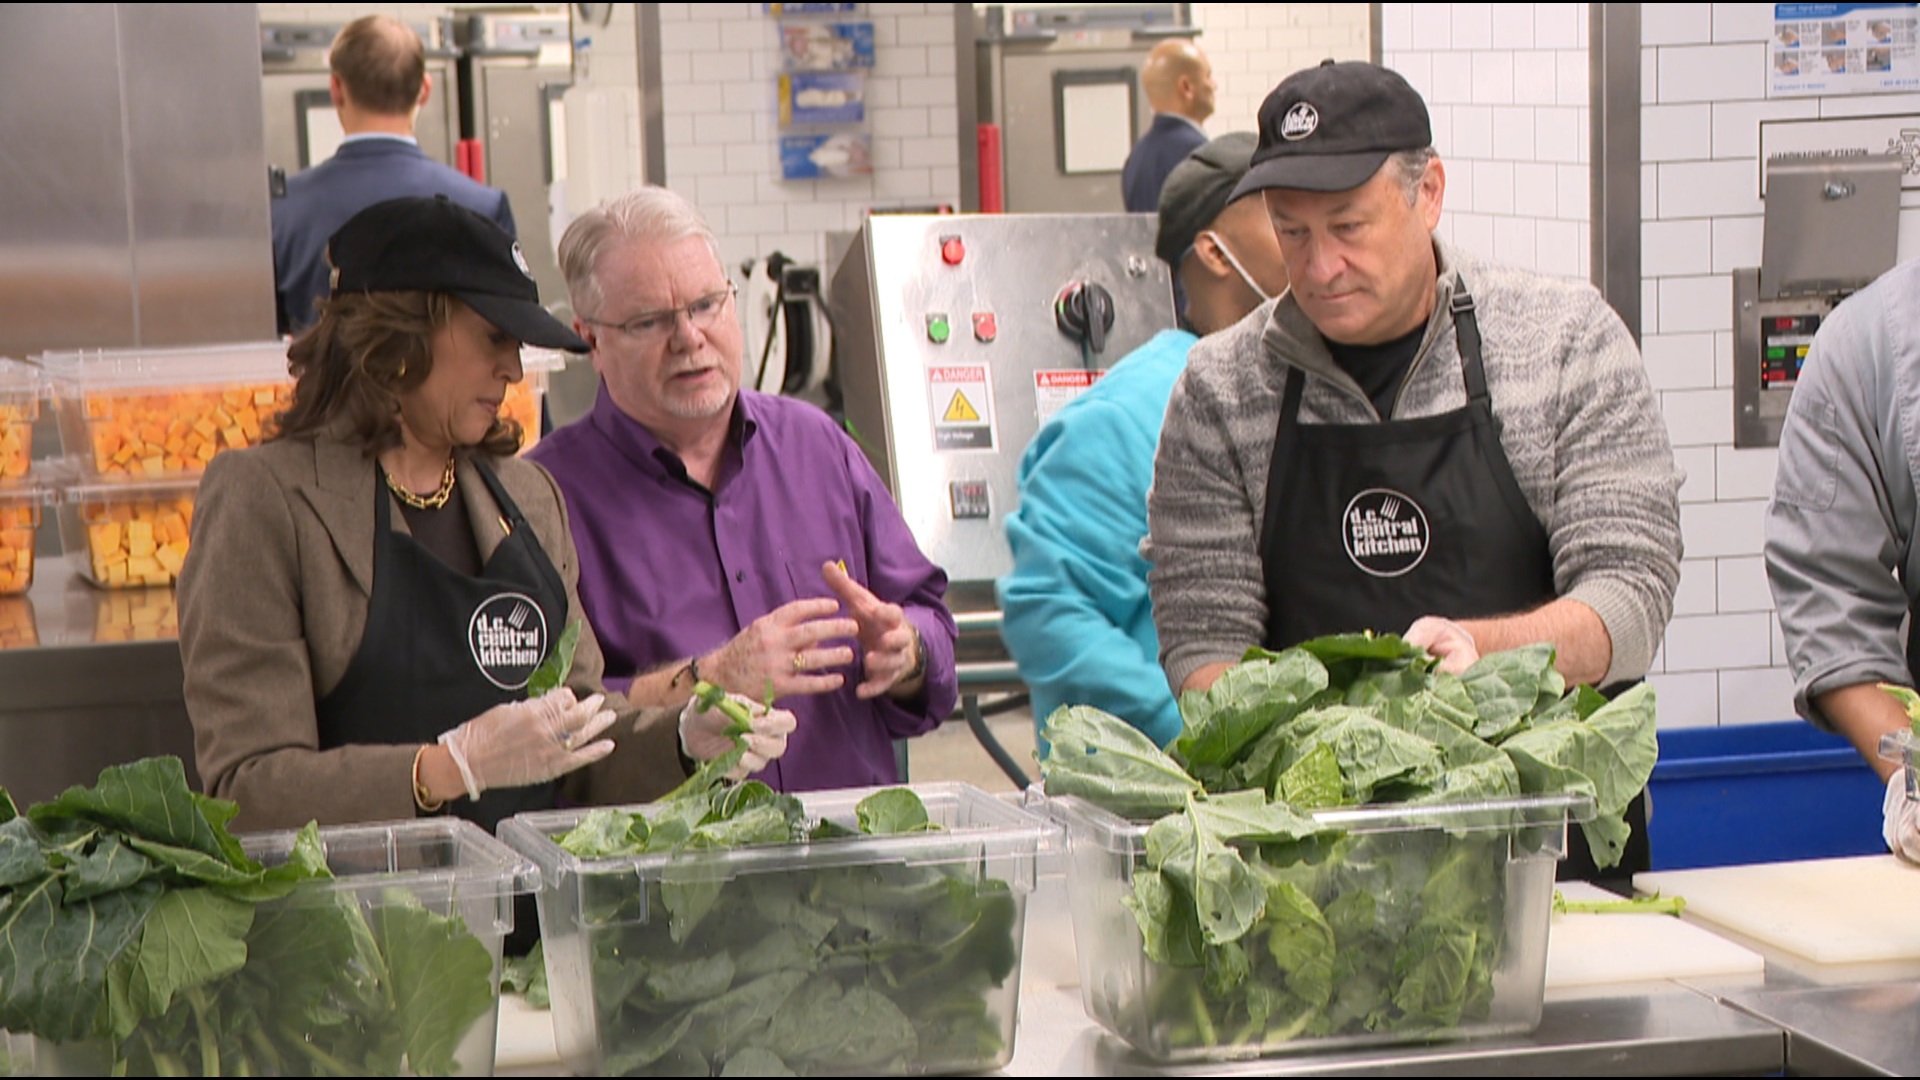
[0,358,38,484]
[1881,729,1918,799]
[38,342,291,480]
[55,472,197,589]
[499,782,1048,1077]
[1049,791,1589,1063]
[23,817,538,1077]
[0,484,47,596]
[504,347,567,453]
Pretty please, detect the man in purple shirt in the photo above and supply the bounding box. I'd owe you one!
[528,186,958,791]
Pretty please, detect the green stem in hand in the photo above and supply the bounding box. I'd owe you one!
[661,681,755,803]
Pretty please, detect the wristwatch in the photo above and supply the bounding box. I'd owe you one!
[903,628,928,683]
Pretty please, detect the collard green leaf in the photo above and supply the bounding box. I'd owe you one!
[1146,801,1267,948]
[765,979,919,1070]
[120,888,254,1027]
[855,788,933,835]
[1040,705,1202,818]
[501,941,550,1007]
[560,807,650,858]
[0,876,159,1043]
[1460,644,1558,741]
[527,619,582,699]
[722,1046,795,1077]
[1285,708,1445,802]
[30,758,246,868]
[0,818,51,889]
[371,892,496,1078]
[1172,651,1329,772]
[644,953,737,1005]
[1276,744,1346,809]
[1121,868,1204,967]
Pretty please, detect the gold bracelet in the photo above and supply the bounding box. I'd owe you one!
[412,745,444,813]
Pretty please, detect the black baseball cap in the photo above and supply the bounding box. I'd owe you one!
[1230,60,1433,200]
[1155,132,1257,268]
[326,195,588,352]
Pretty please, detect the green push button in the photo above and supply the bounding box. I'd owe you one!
[926,314,951,343]
[1766,347,1786,360]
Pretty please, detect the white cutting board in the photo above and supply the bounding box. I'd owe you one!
[1637,855,1920,966]
[1544,881,1763,988]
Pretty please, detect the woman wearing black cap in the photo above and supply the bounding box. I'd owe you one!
[177,196,793,834]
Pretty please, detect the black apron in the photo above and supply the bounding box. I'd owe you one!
[1258,287,1648,883]
[317,458,569,838]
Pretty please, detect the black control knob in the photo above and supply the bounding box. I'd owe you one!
[1054,281,1116,358]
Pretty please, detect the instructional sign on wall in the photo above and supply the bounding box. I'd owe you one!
[1032,369,1105,426]
[1760,113,1920,190]
[1770,3,1920,96]
[928,365,996,451]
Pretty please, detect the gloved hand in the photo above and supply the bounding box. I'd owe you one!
[439,689,617,801]
[1883,771,1920,863]
[680,692,799,781]
[1404,615,1480,675]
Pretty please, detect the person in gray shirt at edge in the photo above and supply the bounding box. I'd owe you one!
[1765,255,1920,863]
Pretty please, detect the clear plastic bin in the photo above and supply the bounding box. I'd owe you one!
[54,472,197,589]
[0,484,47,596]
[499,782,1048,1077]
[505,347,568,453]
[38,342,292,480]
[0,358,38,484]
[1048,792,1588,1063]
[1881,729,1918,799]
[22,817,538,1077]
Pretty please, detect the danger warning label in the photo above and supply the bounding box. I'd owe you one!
[928,365,995,451]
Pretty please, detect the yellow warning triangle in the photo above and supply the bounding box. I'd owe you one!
[943,390,981,422]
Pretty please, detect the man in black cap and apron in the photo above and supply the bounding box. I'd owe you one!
[1143,61,1684,877]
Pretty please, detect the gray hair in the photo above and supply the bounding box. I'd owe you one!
[1387,147,1438,205]
[558,186,725,319]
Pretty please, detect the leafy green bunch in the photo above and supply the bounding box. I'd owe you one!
[1040,633,1659,1052]
[0,758,496,1077]
[546,786,1016,1076]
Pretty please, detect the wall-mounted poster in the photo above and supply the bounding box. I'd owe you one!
[1771,3,1920,96]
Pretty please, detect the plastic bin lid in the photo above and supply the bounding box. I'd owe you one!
[0,358,38,398]
[501,781,1050,883]
[36,341,292,391]
[46,458,200,500]
[238,817,539,906]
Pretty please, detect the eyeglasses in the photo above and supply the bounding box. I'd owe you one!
[584,284,736,345]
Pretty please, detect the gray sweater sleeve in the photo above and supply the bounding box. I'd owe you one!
[1765,270,1919,725]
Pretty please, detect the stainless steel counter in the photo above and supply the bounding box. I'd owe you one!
[1721,982,1920,1076]
[0,554,196,804]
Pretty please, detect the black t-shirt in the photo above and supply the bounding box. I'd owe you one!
[1325,323,1425,420]
[396,491,482,578]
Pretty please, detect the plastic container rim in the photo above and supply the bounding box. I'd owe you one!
[238,816,539,906]
[500,780,1050,883]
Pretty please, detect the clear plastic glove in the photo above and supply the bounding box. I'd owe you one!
[680,692,799,781]
[439,689,617,801]
[1404,615,1480,675]
[1883,772,1920,863]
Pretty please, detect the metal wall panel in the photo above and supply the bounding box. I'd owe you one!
[0,6,138,355]
[120,3,276,347]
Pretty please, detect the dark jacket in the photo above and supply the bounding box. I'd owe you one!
[1121,113,1207,213]
[271,138,516,332]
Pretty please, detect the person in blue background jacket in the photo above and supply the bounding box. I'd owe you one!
[1000,132,1288,748]
[273,15,516,333]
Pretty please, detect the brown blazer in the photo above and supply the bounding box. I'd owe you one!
[176,425,685,831]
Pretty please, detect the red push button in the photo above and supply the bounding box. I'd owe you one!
[940,235,965,265]
[972,312,997,342]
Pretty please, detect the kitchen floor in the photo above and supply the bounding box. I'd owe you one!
[907,696,1038,794]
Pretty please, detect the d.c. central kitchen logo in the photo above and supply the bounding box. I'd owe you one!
[468,593,548,690]
[1342,489,1429,577]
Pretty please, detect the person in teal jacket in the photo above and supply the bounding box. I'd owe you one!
[1001,132,1288,748]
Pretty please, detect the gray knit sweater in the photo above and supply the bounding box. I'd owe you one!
[1143,239,1684,690]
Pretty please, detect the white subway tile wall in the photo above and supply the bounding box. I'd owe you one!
[1191,4,1372,136]
[1636,3,1920,726]
[1384,3,1593,278]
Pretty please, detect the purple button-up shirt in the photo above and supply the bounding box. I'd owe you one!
[528,386,958,792]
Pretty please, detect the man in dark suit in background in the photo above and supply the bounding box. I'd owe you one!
[1121,39,1216,213]
[272,14,517,333]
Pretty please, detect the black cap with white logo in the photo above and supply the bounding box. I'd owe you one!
[326,195,588,352]
[1229,60,1433,200]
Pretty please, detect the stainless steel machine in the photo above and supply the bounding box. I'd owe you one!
[1733,153,1902,448]
[832,213,1175,778]
[975,4,1198,213]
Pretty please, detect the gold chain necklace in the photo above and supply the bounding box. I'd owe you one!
[384,455,457,510]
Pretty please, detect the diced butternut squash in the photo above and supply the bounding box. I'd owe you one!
[81,492,196,589]
[68,382,292,478]
[92,588,176,642]
[0,597,36,648]
[0,505,36,596]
